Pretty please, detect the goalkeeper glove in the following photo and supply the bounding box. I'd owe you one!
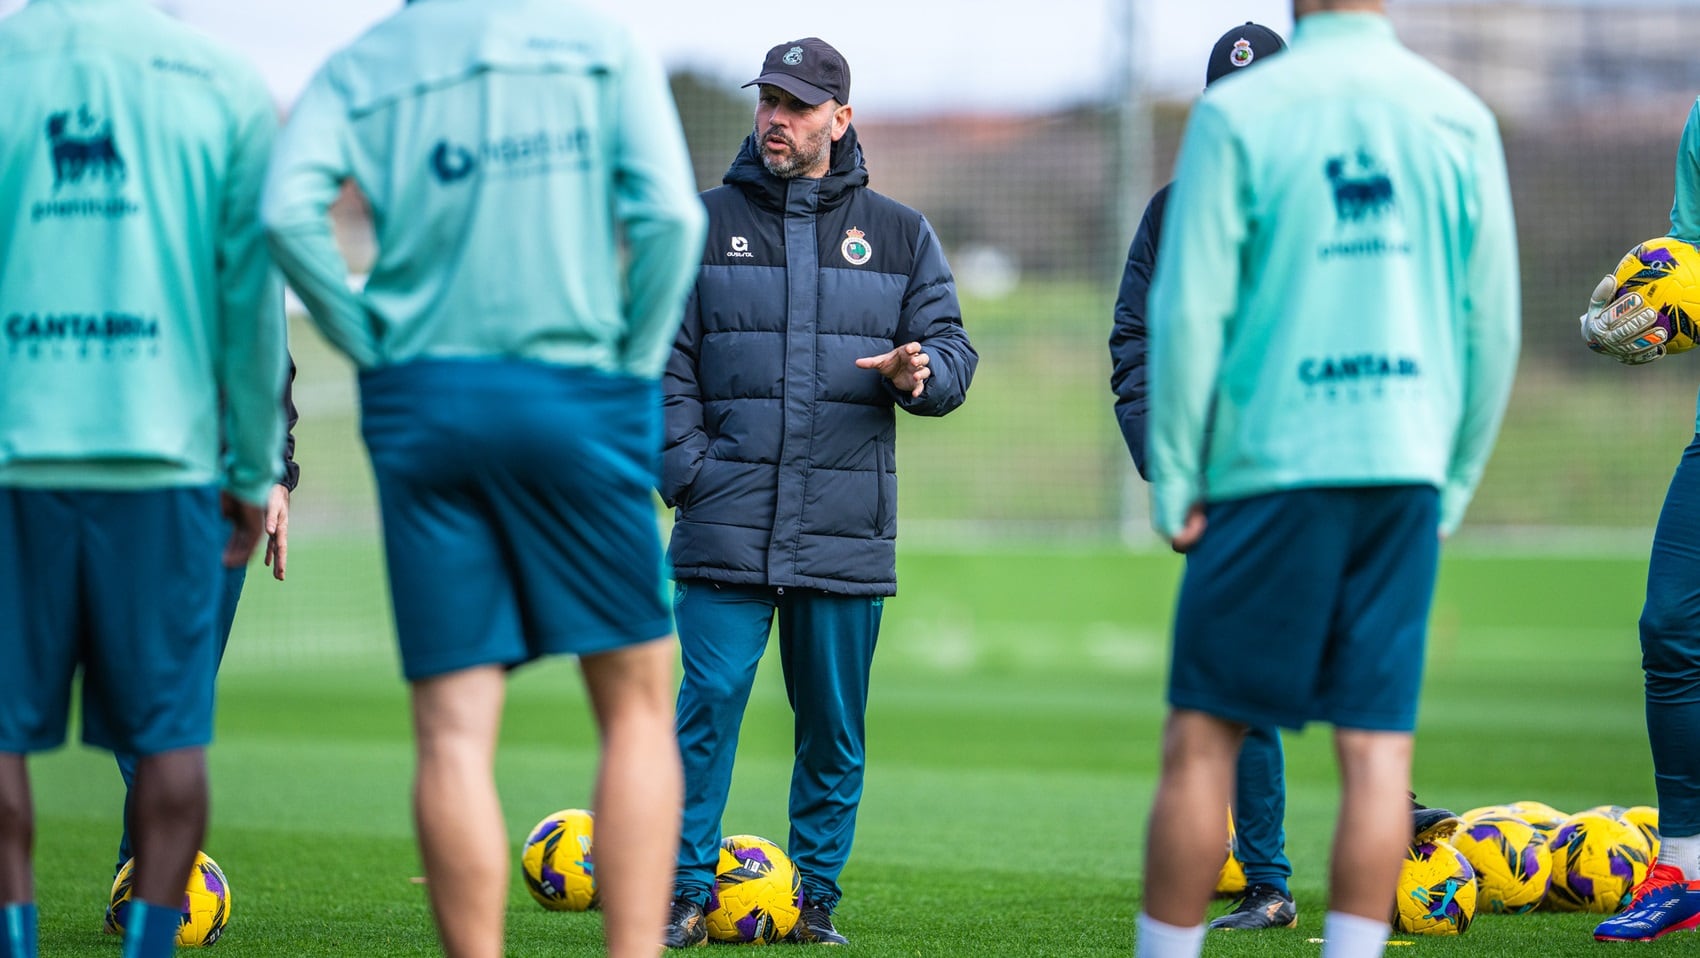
[1580,274,1666,365]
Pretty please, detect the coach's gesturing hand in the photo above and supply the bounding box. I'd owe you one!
[857,341,931,398]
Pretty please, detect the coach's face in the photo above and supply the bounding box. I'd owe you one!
[755,84,850,179]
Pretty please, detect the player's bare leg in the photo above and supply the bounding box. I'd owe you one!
[1141,709,1245,926]
[0,754,30,902]
[1328,729,1412,920]
[579,636,681,958]
[411,666,507,958]
[129,748,208,905]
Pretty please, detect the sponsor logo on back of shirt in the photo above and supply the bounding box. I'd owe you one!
[47,106,126,191]
[1299,354,1420,385]
[1297,353,1423,402]
[6,311,162,360]
[1325,152,1395,223]
[1318,150,1410,260]
[428,128,594,184]
[30,105,139,222]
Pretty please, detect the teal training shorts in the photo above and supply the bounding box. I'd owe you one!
[1168,484,1440,732]
[0,486,223,755]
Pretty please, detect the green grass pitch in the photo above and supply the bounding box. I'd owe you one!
[22,541,1671,955]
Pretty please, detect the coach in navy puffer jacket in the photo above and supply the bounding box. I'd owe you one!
[659,36,975,947]
[661,125,975,594]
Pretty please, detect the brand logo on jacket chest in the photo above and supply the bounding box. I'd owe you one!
[840,227,872,266]
[726,235,754,259]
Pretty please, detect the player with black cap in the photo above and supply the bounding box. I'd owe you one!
[1204,21,1287,88]
[1110,19,1465,937]
[1110,27,1301,932]
[660,35,976,949]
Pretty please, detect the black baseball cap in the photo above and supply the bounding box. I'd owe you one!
[743,38,851,106]
[1205,22,1286,88]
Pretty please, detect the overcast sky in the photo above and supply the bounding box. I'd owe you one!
[0,1,1676,114]
[0,0,1296,113]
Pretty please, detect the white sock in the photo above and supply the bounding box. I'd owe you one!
[1320,910,1390,958]
[1659,834,1700,880]
[1135,912,1205,958]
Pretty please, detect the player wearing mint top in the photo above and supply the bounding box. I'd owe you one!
[263,1,704,955]
[0,1,287,956]
[262,4,698,378]
[1590,98,1700,942]
[1136,3,1518,958]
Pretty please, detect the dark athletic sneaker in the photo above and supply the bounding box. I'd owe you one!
[1410,792,1463,844]
[1209,881,1298,930]
[662,896,707,949]
[787,897,849,945]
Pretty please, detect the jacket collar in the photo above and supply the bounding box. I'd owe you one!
[724,123,870,213]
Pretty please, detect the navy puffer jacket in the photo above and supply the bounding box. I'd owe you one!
[662,126,976,596]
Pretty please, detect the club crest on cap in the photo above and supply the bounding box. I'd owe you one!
[1230,38,1254,68]
[782,46,804,66]
[841,227,871,266]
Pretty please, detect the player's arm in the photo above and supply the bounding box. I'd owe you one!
[1581,100,1700,364]
[610,34,708,380]
[262,66,379,368]
[864,215,977,417]
[660,287,707,508]
[1146,103,1241,543]
[1672,98,1700,243]
[1440,119,1521,537]
[218,69,289,510]
[1109,188,1167,480]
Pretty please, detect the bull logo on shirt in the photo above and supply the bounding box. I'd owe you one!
[46,106,126,190]
[1324,151,1395,223]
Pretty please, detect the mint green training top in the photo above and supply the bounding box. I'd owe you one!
[262,0,706,379]
[0,0,287,506]
[1146,12,1521,538]
[1669,98,1700,432]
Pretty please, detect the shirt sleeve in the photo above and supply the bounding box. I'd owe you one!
[1672,98,1700,243]
[885,214,976,417]
[219,71,289,507]
[1145,103,1244,538]
[1439,116,1521,536]
[1108,188,1166,480]
[262,67,379,368]
[279,356,300,492]
[610,36,707,380]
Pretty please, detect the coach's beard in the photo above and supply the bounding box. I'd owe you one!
[760,125,830,179]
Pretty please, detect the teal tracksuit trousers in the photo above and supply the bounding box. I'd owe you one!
[672,580,883,911]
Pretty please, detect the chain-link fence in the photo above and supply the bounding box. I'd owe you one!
[665,3,1700,548]
[269,2,1700,555]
